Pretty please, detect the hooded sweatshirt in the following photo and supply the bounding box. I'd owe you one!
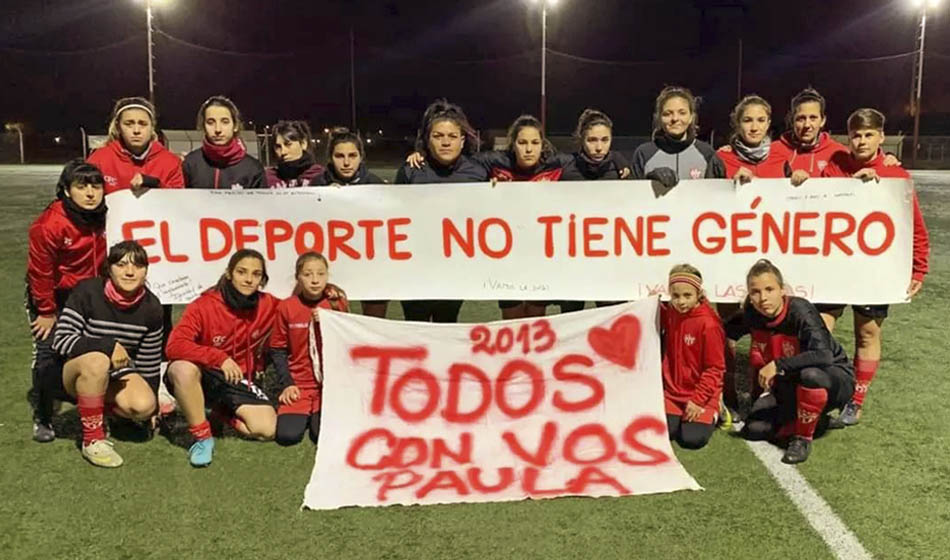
[166,286,278,381]
[661,301,726,417]
[773,131,847,176]
[87,139,184,194]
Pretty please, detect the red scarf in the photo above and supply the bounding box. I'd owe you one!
[104,279,146,310]
[202,137,246,167]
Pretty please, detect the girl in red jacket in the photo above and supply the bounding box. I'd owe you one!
[26,160,108,442]
[272,252,348,445]
[818,108,930,427]
[659,264,726,450]
[717,95,788,182]
[86,97,184,194]
[165,249,278,467]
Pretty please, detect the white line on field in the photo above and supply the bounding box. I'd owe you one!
[745,440,872,560]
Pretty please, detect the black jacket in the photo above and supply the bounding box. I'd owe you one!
[182,149,267,189]
[313,162,384,186]
[726,297,853,374]
[394,155,489,184]
[559,151,630,181]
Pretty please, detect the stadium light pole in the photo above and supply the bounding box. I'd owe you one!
[910,0,940,167]
[528,0,559,132]
[5,123,24,164]
[137,0,169,105]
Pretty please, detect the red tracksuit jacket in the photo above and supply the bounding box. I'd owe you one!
[26,200,106,314]
[717,145,789,179]
[271,290,349,390]
[660,301,726,418]
[166,288,278,381]
[773,132,847,176]
[87,139,185,194]
[821,150,930,281]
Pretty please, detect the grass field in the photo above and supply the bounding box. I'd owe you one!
[1,165,948,559]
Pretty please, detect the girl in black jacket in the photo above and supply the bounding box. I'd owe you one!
[395,99,489,323]
[183,95,267,189]
[314,128,385,186]
[726,260,855,464]
[559,109,631,182]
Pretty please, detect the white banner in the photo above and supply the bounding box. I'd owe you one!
[106,178,913,304]
[303,300,700,509]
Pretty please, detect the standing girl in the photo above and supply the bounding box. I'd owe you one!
[265,120,324,188]
[26,160,108,442]
[556,109,631,314]
[87,97,184,193]
[272,253,348,445]
[165,249,278,467]
[728,260,855,464]
[659,265,726,449]
[183,95,267,189]
[50,241,165,467]
[632,86,726,187]
[818,108,930,427]
[717,95,788,182]
[394,99,489,323]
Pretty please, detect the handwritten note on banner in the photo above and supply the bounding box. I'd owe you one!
[106,178,914,304]
[302,299,701,510]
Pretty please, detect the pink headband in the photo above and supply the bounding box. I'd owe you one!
[669,272,703,292]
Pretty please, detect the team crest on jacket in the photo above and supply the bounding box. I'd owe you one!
[689,168,702,179]
[683,334,696,346]
[817,160,828,171]
[782,341,797,357]
[63,237,73,247]
[104,175,118,186]
[212,335,227,346]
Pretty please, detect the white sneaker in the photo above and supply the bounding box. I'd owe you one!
[81,439,124,468]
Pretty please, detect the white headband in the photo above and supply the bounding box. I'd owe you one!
[118,103,154,119]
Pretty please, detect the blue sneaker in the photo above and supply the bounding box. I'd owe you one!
[189,437,215,467]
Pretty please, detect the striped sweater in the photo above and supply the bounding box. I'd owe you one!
[52,278,164,390]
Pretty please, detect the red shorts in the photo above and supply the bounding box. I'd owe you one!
[277,386,321,416]
[664,396,718,425]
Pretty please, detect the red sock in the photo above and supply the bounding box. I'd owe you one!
[189,420,212,442]
[852,358,879,406]
[795,386,828,440]
[77,394,106,446]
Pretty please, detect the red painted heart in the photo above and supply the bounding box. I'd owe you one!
[587,314,641,370]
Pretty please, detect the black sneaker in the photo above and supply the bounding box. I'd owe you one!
[782,436,812,464]
[32,417,55,443]
[828,402,862,429]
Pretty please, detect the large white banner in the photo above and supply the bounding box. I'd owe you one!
[303,300,700,509]
[106,178,913,304]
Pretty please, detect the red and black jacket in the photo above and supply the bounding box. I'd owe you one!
[166,288,278,381]
[660,301,726,409]
[87,139,185,194]
[727,297,853,377]
[822,150,930,282]
[26,200,106,315]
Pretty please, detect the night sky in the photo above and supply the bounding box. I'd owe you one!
[2,0,950,139]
